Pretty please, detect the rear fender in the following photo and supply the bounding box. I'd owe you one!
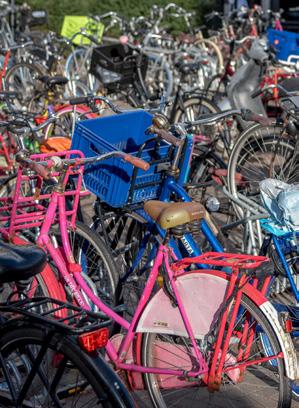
[136,270,297,380]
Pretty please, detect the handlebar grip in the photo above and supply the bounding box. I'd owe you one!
[69,96,89,105]
[241,109,272,126]
[148,127,181,147]
[123,154,150,171]
[157,129,181,147]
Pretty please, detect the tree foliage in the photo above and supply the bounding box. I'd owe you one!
[17,0,215,34]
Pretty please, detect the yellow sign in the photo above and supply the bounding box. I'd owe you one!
[61,16,104,45]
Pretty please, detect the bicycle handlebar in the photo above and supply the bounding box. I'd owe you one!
[15,150,150,178]
[0,116,57,135]
[69,95,123,114]
[146,126,183,147]
[0,41,34,53]
[181,109,272,128]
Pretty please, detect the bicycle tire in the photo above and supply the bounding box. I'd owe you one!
[173,96,219,124]
[65,47,99,94]
[194,38,224,75]
[54,221,119,309]
[4,62,44,105]
[0,322,133,407]
[142,293,291,408]
[43,104,96,140]
[227,124,297,202]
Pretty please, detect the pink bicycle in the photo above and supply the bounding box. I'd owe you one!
[0,151,297,407]
[0,149,149,307]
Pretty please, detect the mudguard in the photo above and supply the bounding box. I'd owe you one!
[137,271,229,339]
[136,270,298,380]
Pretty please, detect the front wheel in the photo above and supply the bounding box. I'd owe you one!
[227,124,297,202]
[55,221,119,309]
[142,294,292,408]
[4,62,44,107]
[0,323,133,407]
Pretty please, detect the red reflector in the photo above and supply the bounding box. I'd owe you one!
[78,328,109,352]
[285,319,293,333]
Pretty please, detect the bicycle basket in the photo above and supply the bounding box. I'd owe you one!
[0,150,86,236]
[71,110,174,207]
[89,43,148,91]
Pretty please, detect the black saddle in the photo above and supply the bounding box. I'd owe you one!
[0,241,46,283]
[38,75,69,88]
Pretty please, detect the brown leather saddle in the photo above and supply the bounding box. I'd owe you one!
[144,200,206,230]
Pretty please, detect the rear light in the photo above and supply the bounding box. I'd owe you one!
[279,312,293,333]
[274,39,279,45]
[78,328,109,352]
[285,319,293,333]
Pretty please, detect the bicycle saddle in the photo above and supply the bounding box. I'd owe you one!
[144,200,206,229]
[0,241,46,283]
[38,75,69,87]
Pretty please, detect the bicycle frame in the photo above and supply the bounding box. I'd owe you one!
[123,135,224,276]
[30,212,293,386]
[13,184,286,387]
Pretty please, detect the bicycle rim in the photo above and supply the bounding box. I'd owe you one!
[142,295,291,408]
[228,125,297,201]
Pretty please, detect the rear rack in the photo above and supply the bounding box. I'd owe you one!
[0,297,111,334]
[173,252,269,272]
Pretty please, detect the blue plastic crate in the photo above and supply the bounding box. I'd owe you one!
[268,28,299,62]
[71,110,171,207]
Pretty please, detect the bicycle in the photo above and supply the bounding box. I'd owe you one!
[0,240,134,407]
[3,169,296,406]
[0,146,149,310]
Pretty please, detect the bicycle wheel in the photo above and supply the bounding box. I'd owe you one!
[65,47,99,94]
[0,322,133,407]
[4,62,44,106]
[144,54,173,99]
[142,294,291,408]
[173,96,219,125]
[43,105,95,140]
[54,221,119,309]
[194,38,224,76]
[93,204,157,317]
[227,124,297,202]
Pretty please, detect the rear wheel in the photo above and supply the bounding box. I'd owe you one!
[44,105,95,140]
[142,294,291,408]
